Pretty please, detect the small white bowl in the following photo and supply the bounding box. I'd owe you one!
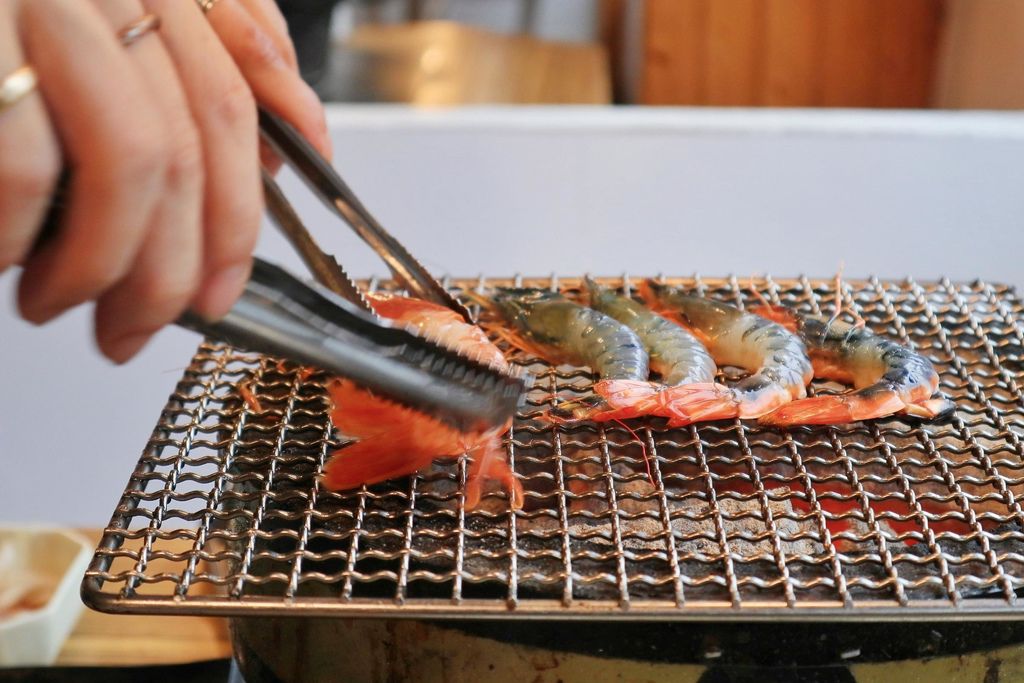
[0,526,92,667]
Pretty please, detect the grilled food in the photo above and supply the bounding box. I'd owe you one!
[323,293,522,509]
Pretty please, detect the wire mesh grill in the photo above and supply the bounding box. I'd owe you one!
[83,275,1024,620]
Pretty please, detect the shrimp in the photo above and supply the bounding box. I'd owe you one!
[323,293,522,510]
[639,280,813,423]
[366,294,508,368]
[585,278,717,387]
[584,278,725,423]
[750,305,954,425]
[485,287,658,422]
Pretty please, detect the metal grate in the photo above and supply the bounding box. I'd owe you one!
[83,276,1024,620]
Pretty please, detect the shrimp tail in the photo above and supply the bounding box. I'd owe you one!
[902,395,956,420]
[328,379,410,438]
[326,378,521,508]
[758,391,906,426]
[323,435,435,490]
[465,434,524,510]
[654,383,739,427]
[637,279,659,304]
[325,432,523,510]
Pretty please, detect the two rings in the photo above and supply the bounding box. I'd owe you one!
[0,0,222,115]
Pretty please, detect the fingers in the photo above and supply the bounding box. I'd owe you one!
[225,0,306,171]
[206,0,330,160]
[0,3,61,273]
[235,0,297,70]
[143,0,262,320]
[89,0,204,362]
[16,0,167,327]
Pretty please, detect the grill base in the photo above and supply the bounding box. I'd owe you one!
[229,617,1024,682]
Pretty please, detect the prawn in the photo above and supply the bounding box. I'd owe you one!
[483,287,658,422]
[323,293,522,509]
[583,278,720,422]
[750,304,954,425]
[639,280,813,423]
[585,278,717,386]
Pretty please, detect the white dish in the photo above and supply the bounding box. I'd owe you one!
[0,526,92,667]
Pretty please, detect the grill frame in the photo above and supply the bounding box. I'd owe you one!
[82,275,1024,620]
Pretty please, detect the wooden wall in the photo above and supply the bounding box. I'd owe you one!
[640,0,943,107]
[934,0,1024,109]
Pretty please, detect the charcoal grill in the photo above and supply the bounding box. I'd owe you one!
[82,275,1024,623]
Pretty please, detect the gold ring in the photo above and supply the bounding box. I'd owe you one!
[195,0,222,14]
[118,13,161,47]
[0,65,38,116]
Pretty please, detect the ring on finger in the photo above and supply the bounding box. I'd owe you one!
[195,0,223,14]
[0,65,38,116]
[118,13,162,48]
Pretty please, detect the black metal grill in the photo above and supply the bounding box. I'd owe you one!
[82,275,1024,619]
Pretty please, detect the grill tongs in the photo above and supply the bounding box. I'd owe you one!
[179,109,528,432]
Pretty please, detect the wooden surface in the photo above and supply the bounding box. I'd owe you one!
[326,21,612,105]
[55,530,230,667]
[934,0,1024,109]
[641,0,942,107]
[598,0,626,100]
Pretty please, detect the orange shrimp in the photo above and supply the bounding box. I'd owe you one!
[322,293,522,509]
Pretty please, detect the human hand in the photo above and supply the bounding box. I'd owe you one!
[0,0,328,364]
[197,0,332,169]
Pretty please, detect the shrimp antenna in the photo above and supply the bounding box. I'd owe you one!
[828,262,845,325]
[748,275,772,308]
[462,289,492,310]
[828,263,866,329]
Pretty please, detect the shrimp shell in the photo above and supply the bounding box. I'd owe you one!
[640,281,813,422]
[489,288,649,381]
[488,287,657,421]
[753,306,955,425]
[584,278,717,387]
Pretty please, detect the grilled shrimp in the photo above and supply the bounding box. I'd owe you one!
[487,287,658,421]
[324,293,522,509]
[750,305,954,425]
[639,280,813,424]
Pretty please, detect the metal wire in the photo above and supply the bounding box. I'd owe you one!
[82,276,1024,620]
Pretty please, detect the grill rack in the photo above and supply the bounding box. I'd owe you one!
[83,275,1024,620]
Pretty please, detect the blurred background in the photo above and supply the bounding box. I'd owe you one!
[278,0,1023,109]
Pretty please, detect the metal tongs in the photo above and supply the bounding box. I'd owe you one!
[179,108,529,431]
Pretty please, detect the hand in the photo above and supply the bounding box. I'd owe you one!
[0,0,327,364]
[199,0,332,168]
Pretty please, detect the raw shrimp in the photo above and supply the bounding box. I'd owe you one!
[639,280,813,423]
[323,293,522,509]
[750,305,954,425]
[585,278,717,386]
[584,278,725,423]
[485,287,658,422]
